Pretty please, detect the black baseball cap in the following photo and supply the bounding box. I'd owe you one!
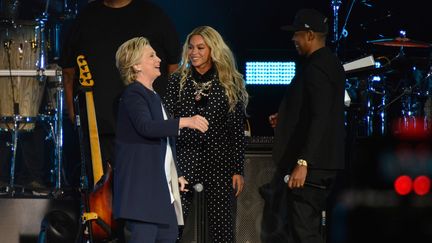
[281,9,329,34]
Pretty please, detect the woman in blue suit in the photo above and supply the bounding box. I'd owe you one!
[113,37,209,243]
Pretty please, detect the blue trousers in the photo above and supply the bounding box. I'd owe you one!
[125,217,178,243]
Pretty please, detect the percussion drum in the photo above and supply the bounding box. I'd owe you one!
[0,20,47,131]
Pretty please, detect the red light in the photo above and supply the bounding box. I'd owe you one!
[413,176,431,196]
[392,117,431,139]
[394,175,412,195]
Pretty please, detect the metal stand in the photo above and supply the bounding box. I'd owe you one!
[0,68,63,193]
[331,0,357,54]
[321,210,327,242]
[6,117,19,194]
[51,69,64,190]
[331,0,342,45]
[193,183,208,243]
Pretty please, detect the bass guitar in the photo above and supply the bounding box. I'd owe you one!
[77,55,117,241]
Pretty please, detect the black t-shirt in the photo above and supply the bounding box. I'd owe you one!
[60,0,180,134]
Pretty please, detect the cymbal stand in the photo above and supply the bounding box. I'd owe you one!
[331,0,342,45]
[332,0,357,53]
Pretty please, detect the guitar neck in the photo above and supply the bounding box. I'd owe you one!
[76,54,104,186]
[86,91,104,185]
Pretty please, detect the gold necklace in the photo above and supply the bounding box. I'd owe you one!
[192,79,213,101]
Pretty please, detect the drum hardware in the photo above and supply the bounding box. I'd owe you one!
[0,0,20,20]
[0,67,64,193]
[3,39,12,49]
[0,1,68,195]
[0,69,59,76]
[375,65,432,134]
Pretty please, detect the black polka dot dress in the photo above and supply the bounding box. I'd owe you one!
[164,67,245,243]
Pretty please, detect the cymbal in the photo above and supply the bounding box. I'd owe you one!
[367,37,431,48]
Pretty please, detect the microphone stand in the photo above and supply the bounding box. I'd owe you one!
[193,183,208,243]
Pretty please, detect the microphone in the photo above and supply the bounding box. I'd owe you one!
[193,183,204,192]
[284,175,327,190]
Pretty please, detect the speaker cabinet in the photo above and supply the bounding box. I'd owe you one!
[0,198,79,243]
[180,153,277,243]
[236,153,276,243]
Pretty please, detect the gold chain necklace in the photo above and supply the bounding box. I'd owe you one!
[192,79,213,101]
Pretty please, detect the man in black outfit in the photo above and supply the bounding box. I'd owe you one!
[269,9,346,243]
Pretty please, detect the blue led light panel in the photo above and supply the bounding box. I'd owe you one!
[245,61,296,85]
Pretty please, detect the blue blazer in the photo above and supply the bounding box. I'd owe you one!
[113,81,180,224]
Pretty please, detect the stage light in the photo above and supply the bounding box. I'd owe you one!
[413,175,430,196]
[394,175,412,195]
[245,61,296,85]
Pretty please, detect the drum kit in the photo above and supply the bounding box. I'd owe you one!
[348,33,432,137]
[0,0,77,194]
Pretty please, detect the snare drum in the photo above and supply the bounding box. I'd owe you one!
[0,20,47,131]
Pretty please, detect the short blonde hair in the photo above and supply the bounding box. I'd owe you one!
[115,37,150,85]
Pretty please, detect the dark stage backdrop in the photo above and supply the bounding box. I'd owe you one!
[11,0,432,136]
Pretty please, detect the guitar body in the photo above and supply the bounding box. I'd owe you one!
[89,164,117,241]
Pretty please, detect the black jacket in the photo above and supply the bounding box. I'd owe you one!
[272,47,346,172]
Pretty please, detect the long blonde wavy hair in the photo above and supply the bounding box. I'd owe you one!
[177,26,248,112]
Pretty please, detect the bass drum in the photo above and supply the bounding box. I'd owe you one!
[0,20,47,131]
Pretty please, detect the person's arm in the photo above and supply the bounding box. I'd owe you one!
[63,67,75,123]
[300,65,334,165]
[228,101,246,196]
[124,88,208,137]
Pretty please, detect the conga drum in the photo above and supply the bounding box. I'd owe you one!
[0,20,47,131]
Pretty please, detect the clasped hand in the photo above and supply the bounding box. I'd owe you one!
[179,115,209,133]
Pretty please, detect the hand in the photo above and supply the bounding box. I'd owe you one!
[232,174,244,197]
[178,176,189,192]
[179,115,209,133]
[287,165,307,189]
[68,111,75,124]
[268,113,278,128]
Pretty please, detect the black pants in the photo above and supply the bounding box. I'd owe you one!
[261,169,337,243]
[286,169,337,243]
